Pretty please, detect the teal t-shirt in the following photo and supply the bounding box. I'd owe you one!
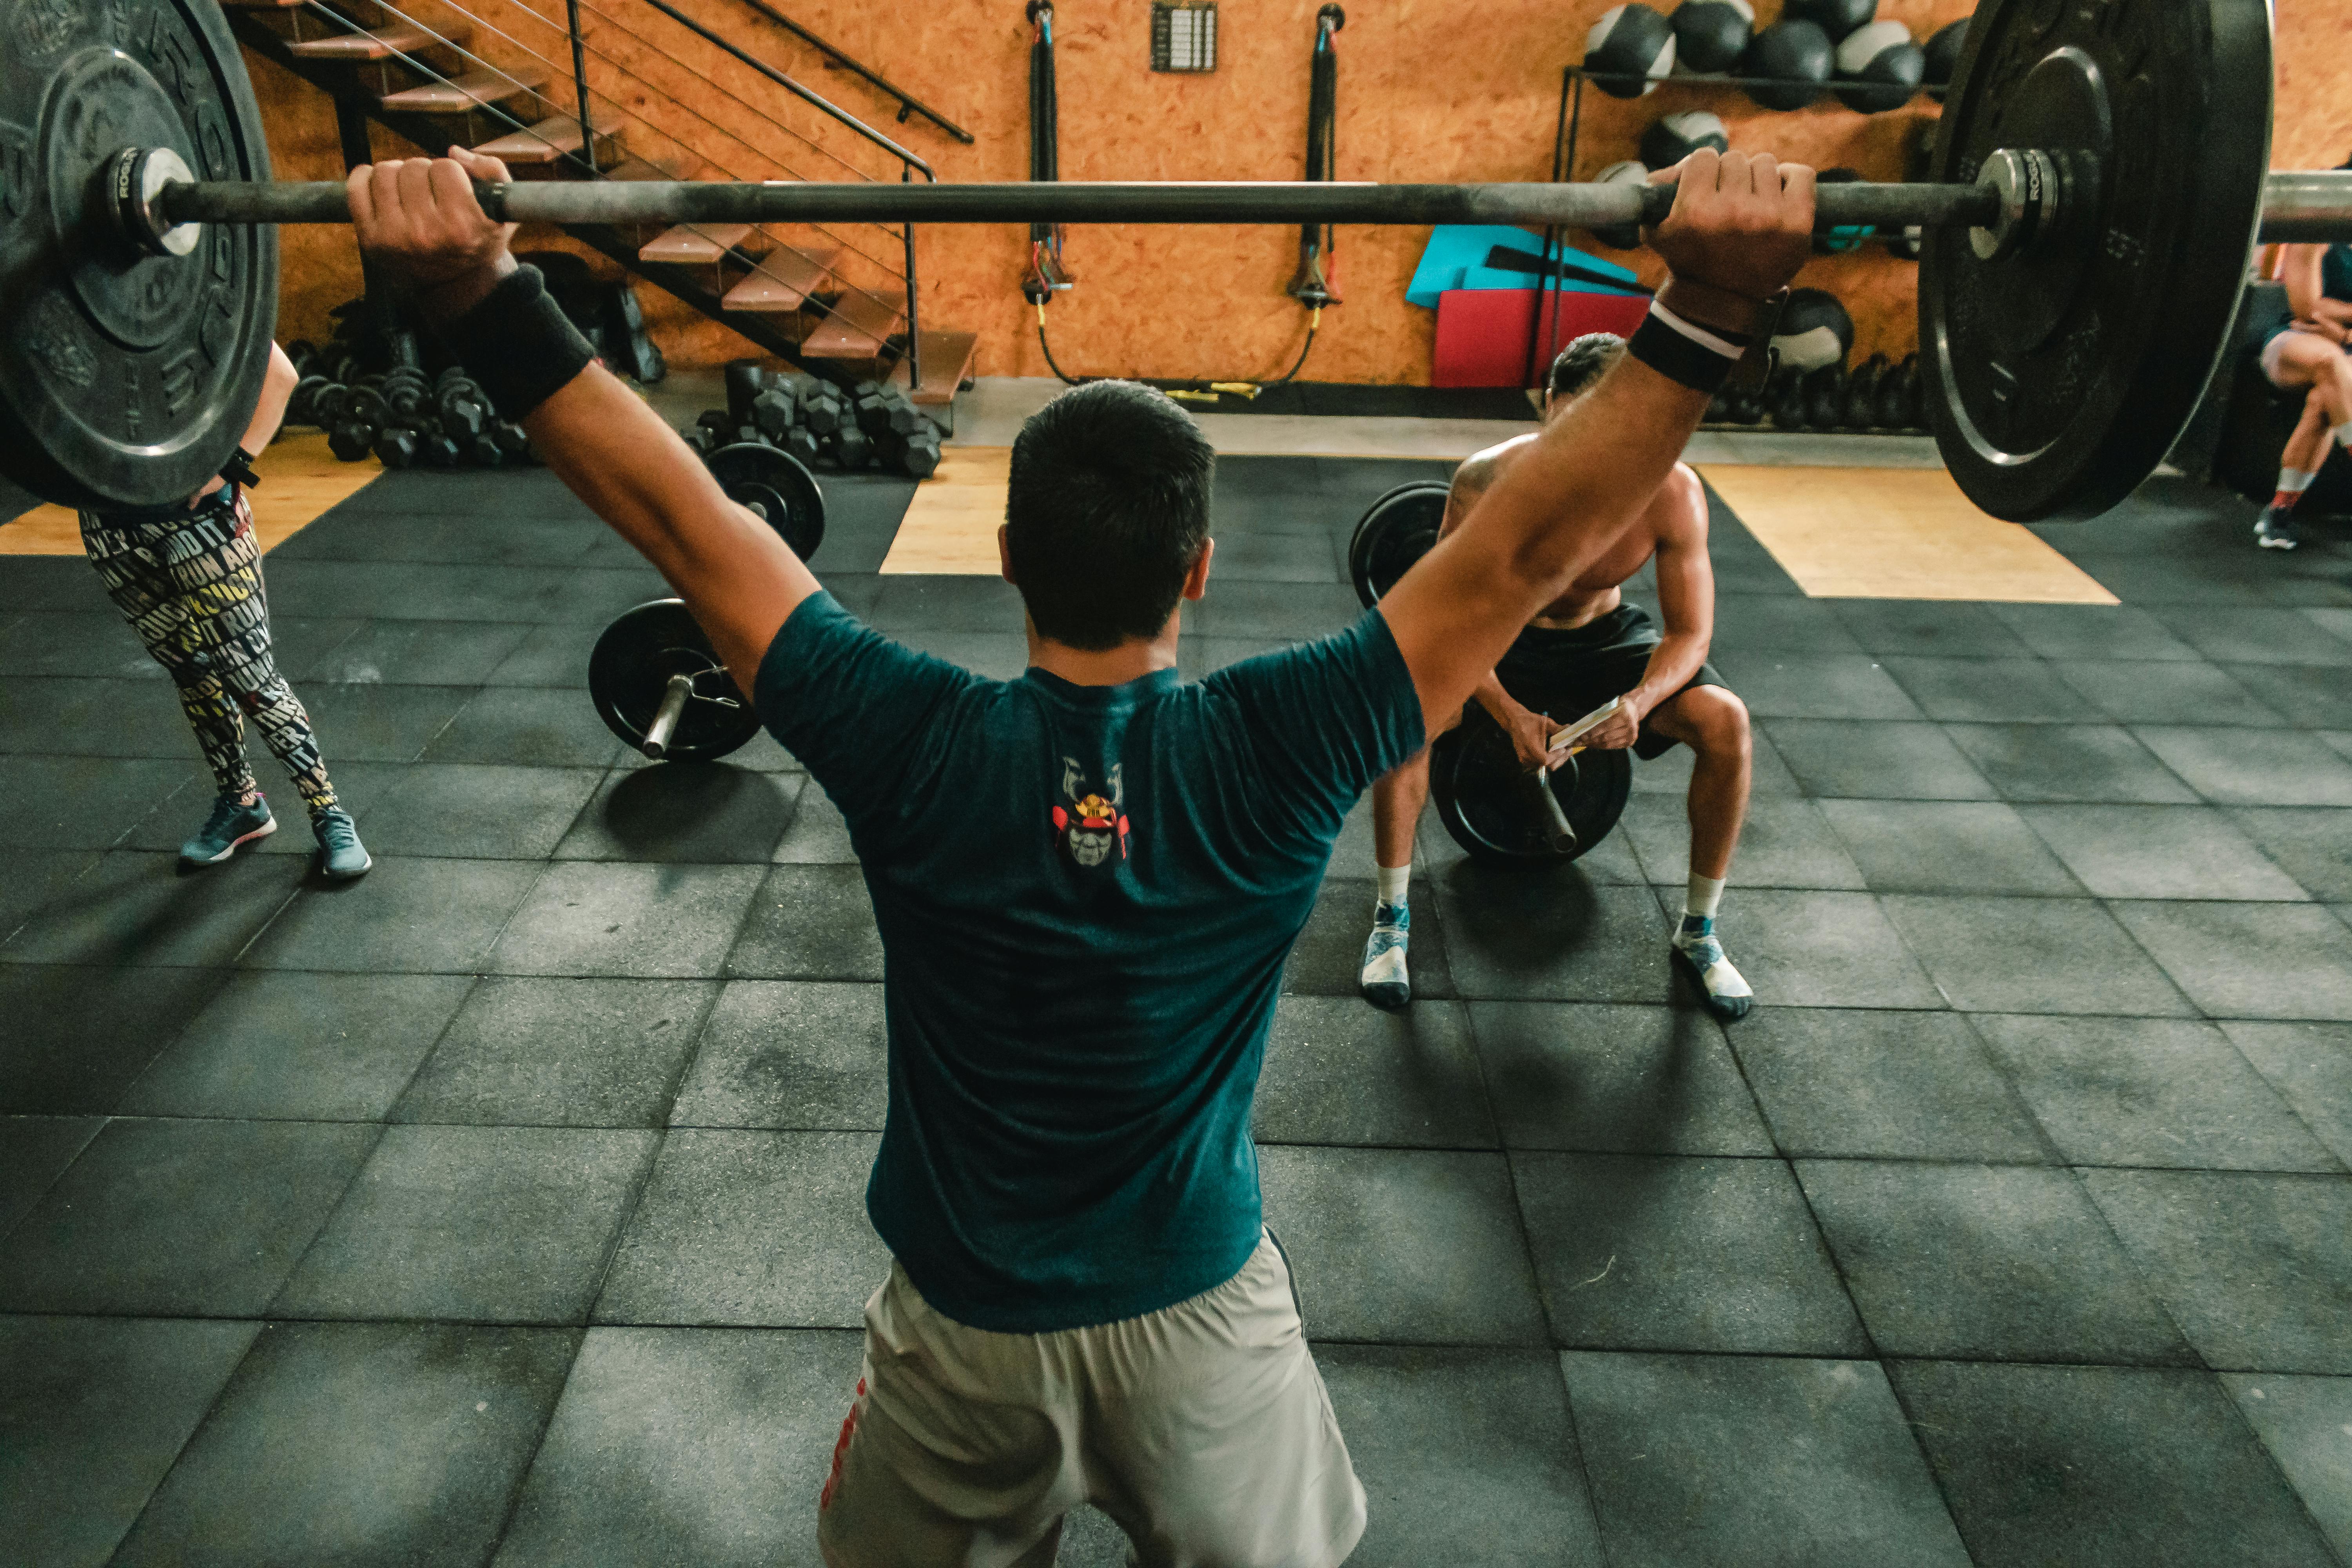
[756,593,1424,1333]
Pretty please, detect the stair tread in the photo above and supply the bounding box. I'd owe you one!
[377,65,549,113]
[475,111,621,163]
[639,223,760,263]
[889,328,980,406]
[720,248,842,312]
[286,23,462,60]
[801,287,909,358]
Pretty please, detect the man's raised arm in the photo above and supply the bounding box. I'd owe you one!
[348,148,816,692]
[1378,150,1814,738]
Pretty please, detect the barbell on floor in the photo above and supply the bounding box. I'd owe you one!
[0,0,2339,523]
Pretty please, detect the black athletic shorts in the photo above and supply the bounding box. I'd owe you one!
[1491,601,1728,762]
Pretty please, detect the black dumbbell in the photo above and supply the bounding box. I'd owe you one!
[417,432,463,469]
[285,339,318,376]
[1768,369,1807,430]
[468,433,505,468]
[854,393,893,438]
[882,394,926,437]
[494,422,533,463]
[1844,356,1887,430]
[1804,366,1847,430]
[799,387,845,435]
[439,397,486,441]
[735,425,765,449]
[383,370,430,422]
[681,423,717,457]
[372,426,419,469]
[343,383,388,428]
[310,382,350,425]
[751,387,797,441]
[832,426,873,469]
[696,408,735,439]
[783,427,822,466]
[329,420,375,463]
[899,429,943,479]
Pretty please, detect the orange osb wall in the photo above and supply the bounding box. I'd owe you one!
[257,0,2345,383]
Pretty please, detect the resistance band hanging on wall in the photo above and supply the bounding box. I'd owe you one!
[1024,2,1339,395]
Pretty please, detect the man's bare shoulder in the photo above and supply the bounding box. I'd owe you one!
[1451,432,1542,497]
[1652,461,1711,545]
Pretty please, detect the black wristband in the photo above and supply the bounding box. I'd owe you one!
[1626,301,1746,396]
[436,265,597,421]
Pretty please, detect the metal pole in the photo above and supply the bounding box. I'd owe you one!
[565,0,596,178]
[902,167,922,396]
[2252,171,2352,242]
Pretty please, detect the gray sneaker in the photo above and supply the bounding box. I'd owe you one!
[312,808,372,880]
[181,793,276,865]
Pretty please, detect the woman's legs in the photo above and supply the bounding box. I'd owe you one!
[2259,335,2352,548]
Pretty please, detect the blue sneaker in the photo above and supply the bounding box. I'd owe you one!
[180,793,275,866]
[1359,900,1412,1010]
[1671,915,1754,1021]
[312,807,372,880]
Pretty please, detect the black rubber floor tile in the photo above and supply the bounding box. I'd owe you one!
[281,512,602,567]
[1513,1152,1867,1355]
[2133,726,2352,806]
[422,685,627,768]
[2231,808,2352,902]
[554,762,800,864]
[866,574,1025,633]
[2055,655,2289,727]
[892,629,1032,681]
[494,862,764,979]
[114,759,408,858]
[0,849,300,968]
[1828,599,2032,658]
[595,1129,888,1328]
[0,1116,375,1315]
[1254,995,1493,1148]
[490,1325,864,1568]
[1434,867,1671,1004]
[290,681,472,761]
[668,980,886,1131]
[1766,719,1998,800]
[1285,875,1456,1000]
[1821,799,2083,896]
[2109,900,2352,1021]
[2018,802,2311,901]
[1561,1350,1971,1568]
[1727,1008,2051,1162]
[1985,601,2205,662]
[0,675,192,756]
[2220,1372,2352,1561]
[120,971,473,1122]
[1711,594,1867,653]
[274,1124,659,1324]
[1891,1359,2341,1568]
[1621,793,1866,891]
[0,1114,102,1238]
[266,559,578,623]
[241,857,543,974]
[2223,1021,2352,1167]
[0,608,162,678]
[1974,1014,2340,1172]
[359,761,604,859]
[553,565,679,628]
[798,475,918,574]
[1711,652,1925,721]
[1879,894,2196,1016]
[2083,1169,2352,1373]
[2225,662,2352,730]
[481,620,597,688]
[0,847,101,940]
[1191,580,1367,640]
[1209,530,1344,584]
[770,785,855,863]
[0,962,225,1113]
[1943,722,2198,803]
[107,1320,577,1568]
[0,1315,262,1568]
[1798,1160,2196,1364]
[1884,656,2103,724]
[2151,604,2352,667]
[394,977,717,1128]
[726,863,884,981]
[1668,886,1942,1010]
[1258,1145,1549,1346]
[1470,1001,1771,1156]
[2063,552,2273,606]
[1321,1345,1606,1566]
[304,619,534,687]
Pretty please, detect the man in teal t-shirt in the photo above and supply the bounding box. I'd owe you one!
[355,141,1817,1566]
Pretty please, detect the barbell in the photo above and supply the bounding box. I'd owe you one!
[1,0,2347,522]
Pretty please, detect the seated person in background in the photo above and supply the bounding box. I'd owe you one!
[2253,177,2352,551]
[1361,332,1755,1021]
[350,142,1813,1564]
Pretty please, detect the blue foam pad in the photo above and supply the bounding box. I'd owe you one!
[1408,226,1639,308]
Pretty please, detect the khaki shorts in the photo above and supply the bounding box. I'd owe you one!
[818,1232,1366,1568]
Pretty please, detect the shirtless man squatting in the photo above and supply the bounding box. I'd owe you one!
[1360,331,1757,1022]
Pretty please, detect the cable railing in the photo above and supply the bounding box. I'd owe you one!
[282,0,929,381]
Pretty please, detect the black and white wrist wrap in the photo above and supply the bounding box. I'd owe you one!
[1626,297,1753,396]
[437,265,598,422]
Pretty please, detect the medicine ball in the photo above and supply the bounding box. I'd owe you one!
[1771,289,1853,373]
[1742,20,1833,111]
[1640,110,1729,173]
[1781,0,1874,43]
[1584,4,1677,98]
[1833,20,1922,112]
[1668,0,1751,74]
[1811,169,1869,254]
[1590,160,1651,250]
[1922,18,1967,102]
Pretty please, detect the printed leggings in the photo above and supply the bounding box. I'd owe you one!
[80,490,338,817]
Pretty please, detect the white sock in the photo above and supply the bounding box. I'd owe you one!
[1375,864,1410,908]
[2278,468,2317,496]
[1684,872,1725,923]
[2335,421,2352,450]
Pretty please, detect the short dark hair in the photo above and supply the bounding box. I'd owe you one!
[1005,381,1215,650]
[1546,333,1627,402]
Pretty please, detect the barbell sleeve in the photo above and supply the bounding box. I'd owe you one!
[640,672,696,761]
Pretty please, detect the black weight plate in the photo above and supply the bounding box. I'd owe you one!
[1430,706,1632,867]
[0,0,278,511]
[706,442,826,562]
[587,598,762,762]
[1346,479,1451,608]
[1923,0,2271,523]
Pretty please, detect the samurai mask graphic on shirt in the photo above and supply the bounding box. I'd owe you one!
[1053,757,1129,867]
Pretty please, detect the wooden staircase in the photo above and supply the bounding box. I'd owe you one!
[219,0,978,408]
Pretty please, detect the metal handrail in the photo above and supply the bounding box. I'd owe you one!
[722,0,974,144]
